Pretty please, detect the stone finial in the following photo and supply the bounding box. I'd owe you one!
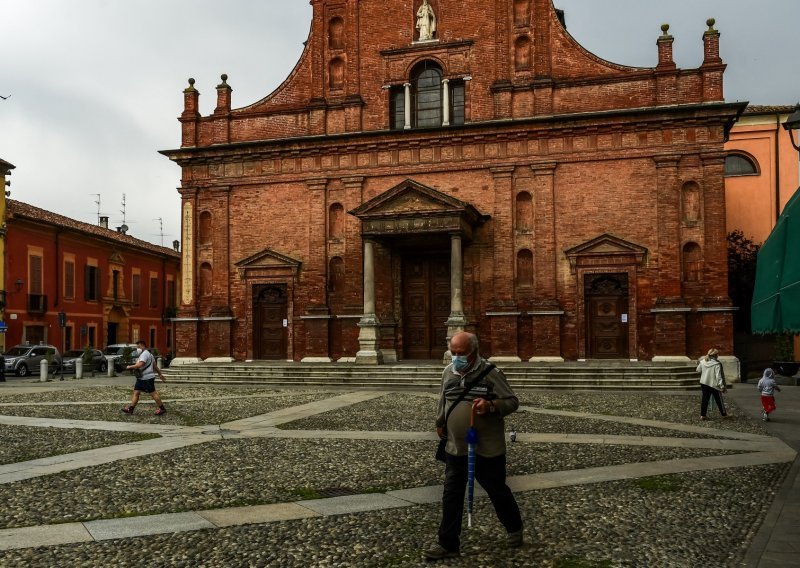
[217,74,229,88]
[706,18,716,31]
[661,24,671,37]
[184,77,197,92]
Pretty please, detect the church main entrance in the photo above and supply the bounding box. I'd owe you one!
[254,284,288,360]
[585,273,630,359]
[402,254,450,359]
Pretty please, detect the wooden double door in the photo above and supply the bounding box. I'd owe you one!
[402,255,451,359]
[585,274,630,359]
[253,284,288,360]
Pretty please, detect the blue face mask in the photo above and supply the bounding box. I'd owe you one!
[451,354,470,372]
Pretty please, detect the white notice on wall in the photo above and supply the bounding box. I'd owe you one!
[282,319,288,328]
[621,314,628,323]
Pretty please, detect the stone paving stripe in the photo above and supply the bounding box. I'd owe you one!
[197,503,320,527]
[0,415,189,435]
[298,493,412,516]
[83,512,215,541]
[386,486,442,505]
[0,523,93,551]
[223,391,388,429]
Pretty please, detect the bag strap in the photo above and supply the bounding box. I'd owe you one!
[441,363,496,435]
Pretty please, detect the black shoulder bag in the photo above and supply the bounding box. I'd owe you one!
[435,363,496,462]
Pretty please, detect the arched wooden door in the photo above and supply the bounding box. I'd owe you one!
[402,255,450,359]
[585,274,629,359]
[253,285,288,360]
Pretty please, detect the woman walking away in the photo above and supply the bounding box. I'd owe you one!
[697,348,727,420]
[757,368,781,421]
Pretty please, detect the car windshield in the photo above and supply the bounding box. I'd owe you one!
[4,347,30,357]
[103,347,125,355]
[64,350,85,358]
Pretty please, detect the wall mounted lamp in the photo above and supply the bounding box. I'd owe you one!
[14,278,23,292]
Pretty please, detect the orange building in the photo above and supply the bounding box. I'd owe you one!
[724,105,800,244]
[3,200,181,362]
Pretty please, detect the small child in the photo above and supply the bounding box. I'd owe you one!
[757,368,781,421]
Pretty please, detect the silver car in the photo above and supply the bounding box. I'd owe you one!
[61,349,108,373]
[3,344,63,377]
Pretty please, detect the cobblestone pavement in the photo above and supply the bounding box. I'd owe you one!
[0,379,794,567]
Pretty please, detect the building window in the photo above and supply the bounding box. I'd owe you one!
[132,325,140,344]
[414,64,443,128]
[85,265,100,301]
[132,274,141,306]
[390,62,465,130]
[65,326,73,351]
[29,254,43,295]
[724,153,759,176]
[149,276,158,309]
[64,259,75,300]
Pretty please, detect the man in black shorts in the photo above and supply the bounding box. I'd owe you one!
[121,340,167,415]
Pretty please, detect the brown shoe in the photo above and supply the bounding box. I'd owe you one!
[507,529,524,548]
[424,544,459,561]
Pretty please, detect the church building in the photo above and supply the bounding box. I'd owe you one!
[162,0,743,372]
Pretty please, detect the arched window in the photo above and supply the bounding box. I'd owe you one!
[515,191,533,231]
[514,36,531,71]
[199,211,212,245]
[390,61,465,130]
[682,243,702,283]
[516,249,534,288]
[328,203,344,240]
[724,153,759,176]
[329,17,344,50]
[413,63,443,128]
[199,263,213,296]
[328,257,345,293]
[329,57,345,90]
[682,182,701,222]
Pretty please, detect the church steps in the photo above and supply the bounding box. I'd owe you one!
[161,363,699,390]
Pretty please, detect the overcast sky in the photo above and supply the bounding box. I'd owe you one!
[1,0,798,247]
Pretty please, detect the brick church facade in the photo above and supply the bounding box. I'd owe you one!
[163,0,743,371]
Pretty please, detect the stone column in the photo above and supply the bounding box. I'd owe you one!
[442,79,450,126]
[356,239,383,364]
[403,83,412,130]
[446,233,467,340]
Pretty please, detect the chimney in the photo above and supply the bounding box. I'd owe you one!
[116,224,128,235]
[99,216,109,229]
[173,240,180,252]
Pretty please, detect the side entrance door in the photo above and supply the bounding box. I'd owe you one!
[585,273,629,359]
[254,284,288,360]
[402,255,450,359]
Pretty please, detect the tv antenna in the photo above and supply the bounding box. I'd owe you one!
[153,217,169,246]
[91,193,103,225]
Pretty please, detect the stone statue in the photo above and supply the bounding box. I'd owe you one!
[416,0,437,41]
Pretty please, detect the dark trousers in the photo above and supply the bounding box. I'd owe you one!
[700,384,726,417]
[438,453,523,552]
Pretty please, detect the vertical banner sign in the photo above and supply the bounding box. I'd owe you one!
[181,201,194,306]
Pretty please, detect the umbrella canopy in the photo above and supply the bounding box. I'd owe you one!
[752,186,800,333]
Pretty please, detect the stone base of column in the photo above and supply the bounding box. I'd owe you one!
[301,357,333,363]
[202,318,234,360]
[356,316,383,365]
[652,356,692,363]
[174,316,199,359]
[528,356,565,363]
[203,357,236,363]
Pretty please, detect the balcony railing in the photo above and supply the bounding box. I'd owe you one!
[27,294,47,314]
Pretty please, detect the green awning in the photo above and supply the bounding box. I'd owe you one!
[752,186,800,333]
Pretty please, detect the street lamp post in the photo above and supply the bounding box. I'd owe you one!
[782,104,800,151]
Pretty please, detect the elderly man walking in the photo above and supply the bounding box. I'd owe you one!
[425,331,523,561]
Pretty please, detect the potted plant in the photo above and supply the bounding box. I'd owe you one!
[772,334,799,377]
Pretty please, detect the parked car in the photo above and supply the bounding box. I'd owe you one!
[102,344,138,372]
[3,344,63,377]
[61,349,108,373]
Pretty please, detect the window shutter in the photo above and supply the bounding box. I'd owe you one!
[64,261,75,299]
[84,265,91,299]
[30,255,43,295]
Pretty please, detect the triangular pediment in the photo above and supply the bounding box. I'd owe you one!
[565,234,648,269]
[108,251,125,265]
[349,179,480,219]
[235,248,302,269]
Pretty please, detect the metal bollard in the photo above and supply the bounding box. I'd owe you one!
[76,359,83,379]
[40,359,48,382]
[157,357,163,370]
